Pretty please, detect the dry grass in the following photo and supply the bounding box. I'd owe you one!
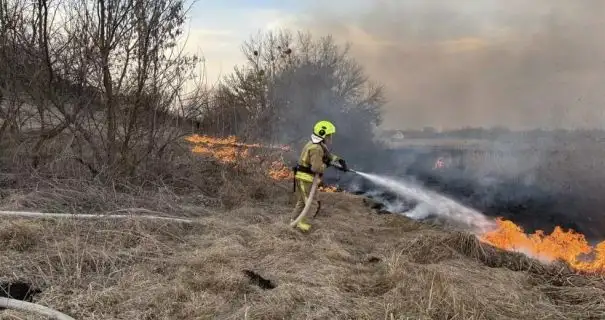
[0,190,604,320]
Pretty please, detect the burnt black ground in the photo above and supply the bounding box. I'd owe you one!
[0,280,41,309]
[242,270,276,290]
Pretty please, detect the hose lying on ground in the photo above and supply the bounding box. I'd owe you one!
[289,174,320,228]
[0,297,76,320]
[0,210,194,224]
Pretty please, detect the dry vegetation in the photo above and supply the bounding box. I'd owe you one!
[2,0,605,319]
[1,192,604,319]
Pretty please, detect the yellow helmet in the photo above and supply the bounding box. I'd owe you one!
[313,120,336,138]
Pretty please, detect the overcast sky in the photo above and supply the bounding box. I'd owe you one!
[182,0,605,131]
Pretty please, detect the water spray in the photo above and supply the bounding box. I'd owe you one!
[350,170,497,234]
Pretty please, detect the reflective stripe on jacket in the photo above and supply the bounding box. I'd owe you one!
[294,141,339,182]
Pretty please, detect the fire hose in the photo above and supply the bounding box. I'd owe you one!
[288,160,356,229]
[0,210,194,224]
[289,173,321,228]
[0,297,76,320]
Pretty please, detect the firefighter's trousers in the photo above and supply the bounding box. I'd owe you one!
[290,179,320,223]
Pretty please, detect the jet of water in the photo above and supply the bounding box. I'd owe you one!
[353,170,497,234]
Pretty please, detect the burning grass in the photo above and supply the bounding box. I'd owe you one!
[479,218,605,274]
[186,133,605,274]
[1,192,604,319]
[185,134,293,181]
[185,134,340,192]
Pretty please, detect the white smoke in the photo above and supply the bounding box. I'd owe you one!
[354,171,497,234]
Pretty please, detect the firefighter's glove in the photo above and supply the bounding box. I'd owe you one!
[337,159,349,172]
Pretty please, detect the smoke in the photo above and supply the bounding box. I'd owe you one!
[299,0,605,130]
[331,139,605,242]
[354,171,496,234]
[263,1,605,242]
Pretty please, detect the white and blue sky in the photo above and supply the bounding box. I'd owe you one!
[181,0,305,83]
[180,0,439,82]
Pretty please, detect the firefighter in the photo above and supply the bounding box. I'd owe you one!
[290,120,348,232]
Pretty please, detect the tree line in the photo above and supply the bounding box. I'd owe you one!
[0,0,385,182]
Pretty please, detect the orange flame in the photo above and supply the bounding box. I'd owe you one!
[186,134,288,165]
[185,135,344,193]
[185,134,289,151]
[187,136,248,164]
[479,218,605,274]
[186,134,293,181]
[187,136,605,273]
[268,161,293,181]
[319,185,339,192]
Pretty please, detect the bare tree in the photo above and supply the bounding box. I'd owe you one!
[0,0,31,140]
[0,0,203,178]
[218,29,385,153]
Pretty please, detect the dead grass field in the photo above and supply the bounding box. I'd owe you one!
[1,190,604,320]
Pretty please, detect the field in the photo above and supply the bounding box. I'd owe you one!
[1,187,605,319]
[2,2,604,317]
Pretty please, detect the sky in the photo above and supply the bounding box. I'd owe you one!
[181,0,605,131]
[180,0,302,84]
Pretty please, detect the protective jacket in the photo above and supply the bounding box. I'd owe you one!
[293,140,339,183]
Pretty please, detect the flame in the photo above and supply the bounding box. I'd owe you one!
[187,135,248,164]
[185,134,289,152]
[187,136,605,273]
[185,135,346,195]
[319,185,338,192]
[268,161,293,181]
[479,217,605,274]
[186,134,288,165]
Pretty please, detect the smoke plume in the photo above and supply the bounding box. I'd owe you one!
[300,0,605,130]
